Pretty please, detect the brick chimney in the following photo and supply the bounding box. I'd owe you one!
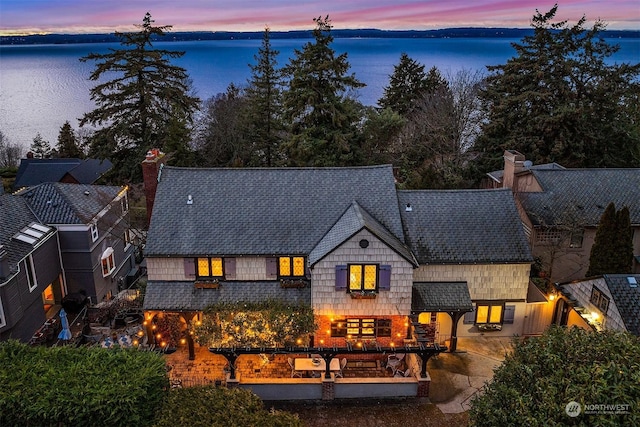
[502,150,526,190]
[141,149,166,226]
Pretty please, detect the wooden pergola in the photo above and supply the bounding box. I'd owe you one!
[209,342,447,379]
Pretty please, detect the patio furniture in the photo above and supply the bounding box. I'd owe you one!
[335,357,348,378]
[288,357,303,378]
[386,353,405,375]
[294,357,340,377]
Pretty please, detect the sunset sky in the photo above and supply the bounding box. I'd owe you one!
[1,0,638,35]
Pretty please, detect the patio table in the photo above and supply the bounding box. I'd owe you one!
[294,357,340,373]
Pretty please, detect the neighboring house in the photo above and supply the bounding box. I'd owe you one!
[490,150,640,283]
[0,194,63,342]
[18,183,134,304]
[13,158,112,189]
[142,154,537,355]
[553,274,640,337]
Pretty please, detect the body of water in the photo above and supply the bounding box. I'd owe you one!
[1,37,638,150]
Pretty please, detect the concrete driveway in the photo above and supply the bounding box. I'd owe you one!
[427,336,514,414]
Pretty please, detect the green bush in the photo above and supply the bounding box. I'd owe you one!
[153,386,302,427]
[0,340,168,427]
[469,326,640,426]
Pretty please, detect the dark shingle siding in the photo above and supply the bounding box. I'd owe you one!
[520,169,640,226]
[399,189,532,264]
[605,274,640,336]
[146,165,404,257]
[143,281,311,311]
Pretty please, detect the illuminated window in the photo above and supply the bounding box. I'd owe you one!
[279,256,305,277]
[196,257,224,279]
[475,303,504,324]
[101,247,115,277]
[331,318,391,338]
[349,264,378,292]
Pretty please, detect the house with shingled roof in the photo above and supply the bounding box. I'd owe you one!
[0,194,63,342]
[18,182,135,304]
[13,158,112,190]
[493,150,640,283]
[553,274,640,337]
[142,157,538,355]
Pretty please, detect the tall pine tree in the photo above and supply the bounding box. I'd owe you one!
[475,5,640,176]
[30,133,52,159]
[245,27,283,167]
[80,13,199,181]
[281,16,365,166]
[587,203,634,276]
[56,121,84,158]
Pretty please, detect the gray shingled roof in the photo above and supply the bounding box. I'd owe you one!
[519,169,640,226]
[20,183,122,224]
[309,201,417,266]
[143,281,311,311]
[398,189,532,264]
[13,158,81,189]
[0,194,52,276]
[65,159,113,184]
[412,282,473,312]
[145,165,404,257]
[604,274,640,336]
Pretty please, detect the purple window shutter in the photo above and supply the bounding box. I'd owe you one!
[224,258,236,280]
[379,265,391,291]
[335,265,347,291]
[266,257,278,279]
[184,258,196,279]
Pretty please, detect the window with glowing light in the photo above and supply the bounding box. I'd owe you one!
[330,318,391,338]
[196,257,224,279]
[101,247,115,277]
[278,256,305,277]
[348,264,378,292]
[474,302,504,324]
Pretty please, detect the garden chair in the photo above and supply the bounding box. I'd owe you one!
[288,357,302,378]
[335,357,347,378]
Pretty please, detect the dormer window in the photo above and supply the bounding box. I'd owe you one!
[197,257,224,279]
[349,264,378,292]
[101,247,115,276]
[90,223,99,242]
[590,286,609,314]
[279,256,305,278]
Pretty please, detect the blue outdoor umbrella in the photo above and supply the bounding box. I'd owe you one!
[58,308,72,341]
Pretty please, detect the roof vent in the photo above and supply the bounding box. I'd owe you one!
[628,277,638,288]
[84,191,90,195]
[405,203,412,212]
[187,195,193,205]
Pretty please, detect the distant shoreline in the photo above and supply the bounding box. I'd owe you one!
[2,28,639,45]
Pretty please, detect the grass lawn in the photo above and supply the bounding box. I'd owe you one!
[268,398,469,427]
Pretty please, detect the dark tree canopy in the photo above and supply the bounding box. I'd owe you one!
[474,4,640,176]
[587,203,634,276]
[245,27,284,167]
[378,54,447,116]
[282,16,365,166]
[469,326,640,427]
[56,121,84,158]
[80,12,200,181]
[30,132,52,159]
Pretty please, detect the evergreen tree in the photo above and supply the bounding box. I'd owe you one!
[378,54,447,116]
[587,202,633,276]
[474,5,640,176]
[30,133,52,159]
[245,27,283,167]
[615,206,634,273]
[56,121,84,158]
[80,13,200,181]
[281,16,365,166]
